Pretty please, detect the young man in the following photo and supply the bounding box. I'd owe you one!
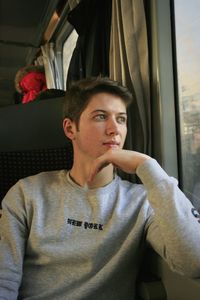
[0,77,200,299]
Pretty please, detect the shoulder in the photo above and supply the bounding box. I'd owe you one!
[116,175,145,191]
[5,170,67,198]
[2,170,68,212]
[116,175,148,203]
[20,169,67,184]
[114,176,152,219]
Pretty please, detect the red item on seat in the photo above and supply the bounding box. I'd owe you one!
[20,72,47,104]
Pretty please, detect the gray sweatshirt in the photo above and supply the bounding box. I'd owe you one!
[0,158,200,300]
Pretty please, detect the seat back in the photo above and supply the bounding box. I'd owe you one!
[0,98,73,204]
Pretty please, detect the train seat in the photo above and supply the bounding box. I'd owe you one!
[0,97,73,204]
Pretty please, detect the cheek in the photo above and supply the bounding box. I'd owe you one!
[82,134,96,145]
[78,127,101,147]
[121,127,127,140]
[83,123,104,138]
[119,129,127,148]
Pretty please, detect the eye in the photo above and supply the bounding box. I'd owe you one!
[93,114,107,121]
[117,116,127,124]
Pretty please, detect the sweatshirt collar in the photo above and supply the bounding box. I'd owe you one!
[66,171,119,195]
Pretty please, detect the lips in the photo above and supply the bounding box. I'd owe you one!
[103,141,120,148]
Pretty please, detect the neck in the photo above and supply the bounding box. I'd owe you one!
[69,161,114,189]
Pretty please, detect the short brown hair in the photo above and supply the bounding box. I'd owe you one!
[63,77,133,125]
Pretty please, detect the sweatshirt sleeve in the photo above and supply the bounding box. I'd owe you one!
[0,181,28,299]
[136,158,200,278]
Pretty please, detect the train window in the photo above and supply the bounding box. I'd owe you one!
[174,0,200,209]
[62,29,78,89]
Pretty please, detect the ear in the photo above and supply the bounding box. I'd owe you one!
[63,118,76,140]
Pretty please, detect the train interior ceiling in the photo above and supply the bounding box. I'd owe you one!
[0,0,67,107]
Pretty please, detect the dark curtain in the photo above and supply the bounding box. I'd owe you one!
[109,0,151,156]
[66,0,112,89]
[109,0,151,182]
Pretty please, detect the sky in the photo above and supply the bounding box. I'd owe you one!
[175,0,200,97]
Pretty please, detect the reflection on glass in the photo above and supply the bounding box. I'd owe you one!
[174,0,200,209]
[62,30,78,90]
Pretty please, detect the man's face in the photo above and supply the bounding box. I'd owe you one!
[65,92,127,160]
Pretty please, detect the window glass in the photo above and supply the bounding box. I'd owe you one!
[62,29,78,89]
[174,0,200,209]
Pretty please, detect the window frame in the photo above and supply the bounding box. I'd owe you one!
[149,0,179,180]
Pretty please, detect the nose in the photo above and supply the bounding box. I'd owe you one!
[106,118,119,136]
